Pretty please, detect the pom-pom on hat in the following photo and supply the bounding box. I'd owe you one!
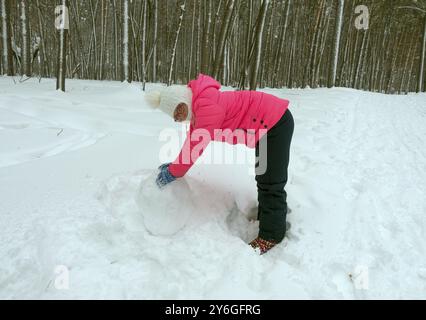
[145,85,192,120]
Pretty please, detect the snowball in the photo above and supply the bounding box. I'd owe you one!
[135,172,195,236]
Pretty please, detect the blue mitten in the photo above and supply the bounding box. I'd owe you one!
[158,163,171,171]
[156,163,176,189]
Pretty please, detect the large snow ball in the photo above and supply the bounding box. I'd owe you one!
[135,172,195,236]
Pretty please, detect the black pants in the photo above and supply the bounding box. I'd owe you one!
[255,109,294,243]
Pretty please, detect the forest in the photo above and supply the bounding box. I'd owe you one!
[1,0,425,93]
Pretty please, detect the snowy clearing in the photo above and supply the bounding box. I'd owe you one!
[0,77,425,299]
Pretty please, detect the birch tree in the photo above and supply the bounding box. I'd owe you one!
[303,1,322,87]
[421,16,426,92]
[238,0,253,89]
[88,0,99,79]
[397,2,426,92]
[249,0,269,90]
[0,0,6,74]
[212,0,236,79]
[56,0,69,91]
[354,27,368,89]
[201,0,212,74]
[141,0,147,90]
[153,0,158,82]
[20,0,30,76]
[111,0,118,80]
[187,0,196,81]
[196,0,201,76]
[99,0,108,80]
[168,1,186,86]
[35,0,49,77]
[273,0,291,87]
[1,0,13,76]
[331,0,345,87]
[123,0,131,82]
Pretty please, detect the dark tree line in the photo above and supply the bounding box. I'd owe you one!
[0,0,425,94]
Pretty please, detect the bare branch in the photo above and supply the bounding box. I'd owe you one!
[397,6,426,14]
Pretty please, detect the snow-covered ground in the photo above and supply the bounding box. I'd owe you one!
[0,76,425,299]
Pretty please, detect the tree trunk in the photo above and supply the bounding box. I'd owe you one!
[122,0,131,82]
[419,16,426,92]
[260,0,274,88]
[273,0,291,88]
[56,0,69,91]
[188,0,196,81]
[354,29,367,89]
[141,0,147,90]
[99,0,107,80]
[315,1,331,87]
[331,0,344,87]
[168,1,186,86]
[35,0,49,77]
[305,0,324,87]
[201,0,212,74]
[20,0,31,76]
[153,0,157,82]
[212,0,236,79]
[89,0,99,79]
[1,0,13,76]
[401,28,415,94]
[239,0,253,90]
[111,0,118,80]
[249,0,269,91]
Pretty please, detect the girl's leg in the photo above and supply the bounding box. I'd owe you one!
[255,109,294,243]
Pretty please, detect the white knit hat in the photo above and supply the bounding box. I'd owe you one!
[145,85,192,120]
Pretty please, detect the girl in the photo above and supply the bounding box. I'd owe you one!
[145,74,294,255]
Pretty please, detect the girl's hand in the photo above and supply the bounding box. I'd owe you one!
[156,163,176,189]
[158,162,171,171]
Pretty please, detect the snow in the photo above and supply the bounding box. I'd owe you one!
[0,77,425,299]
[135,172,195,236]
